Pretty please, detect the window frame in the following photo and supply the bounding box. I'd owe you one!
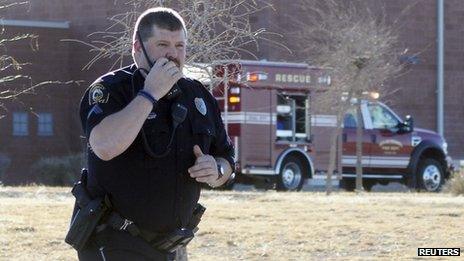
[37,112,54,136]
[276,92,310,143]
[12,112,29,136]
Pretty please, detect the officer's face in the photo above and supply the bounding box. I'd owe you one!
[135,25,186,70]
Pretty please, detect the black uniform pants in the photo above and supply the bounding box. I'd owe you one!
[77,227,187,261]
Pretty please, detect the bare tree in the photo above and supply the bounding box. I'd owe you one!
[292,0,408,194]
[0,1,75,118]
[64,0,287,87]
[0,1,36,115]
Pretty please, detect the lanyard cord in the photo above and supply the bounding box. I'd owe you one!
[130,69,187,158]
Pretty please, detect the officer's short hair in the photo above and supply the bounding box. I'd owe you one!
[134,7,187,43]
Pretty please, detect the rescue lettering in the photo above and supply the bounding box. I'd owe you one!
[275,73,311,84]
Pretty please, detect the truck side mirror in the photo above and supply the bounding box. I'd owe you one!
[403,115,414,132]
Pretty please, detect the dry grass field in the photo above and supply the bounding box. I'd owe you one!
[1,186,463,260]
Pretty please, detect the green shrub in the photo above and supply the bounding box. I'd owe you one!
[444,170,464,196]
[31,154,85,186]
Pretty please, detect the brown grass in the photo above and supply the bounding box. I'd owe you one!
[1,186,463,260]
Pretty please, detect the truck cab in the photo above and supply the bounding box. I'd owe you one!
[340,101,452,192]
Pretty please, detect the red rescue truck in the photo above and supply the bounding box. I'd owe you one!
[188,60,453,192]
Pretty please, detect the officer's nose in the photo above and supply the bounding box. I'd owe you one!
[166,46,177,61]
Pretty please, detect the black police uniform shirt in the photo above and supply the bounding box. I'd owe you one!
[79,64,235,233]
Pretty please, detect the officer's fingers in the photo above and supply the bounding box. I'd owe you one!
[195,174,215,183]
[167,66,180,77]
[189,167,215,179]
[193,145,204,158]
[170,71,183,82]
[173,70,183,79]
[163,61,178,69]
[161,62,177,74]
[195,158,216,170]
[154,58,169,68]
[188,162,213,174]
[195,154,214,163]
[189,166,211,176]
[192,171,214,179]
[166,64,178,72]
[190,167,215,178]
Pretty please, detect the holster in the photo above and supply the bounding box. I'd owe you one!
[65,169,109,251]
[151,228,195,253]
[145,204,206,253]
[187,203,206,232]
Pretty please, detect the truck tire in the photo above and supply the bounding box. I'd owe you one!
[277,155,305,191]
[378,180,389,186]
[339,178,355,191]
[363,180,375,191]
[416,158,444,192]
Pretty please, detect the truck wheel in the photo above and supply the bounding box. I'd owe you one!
[378,180,389,186]
[277,156,305,191]
[363,180,375,191]
[339,178,355,191]
[416,158,444,192]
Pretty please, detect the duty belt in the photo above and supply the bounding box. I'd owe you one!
[97,204,206,253]
[66,169,206,253]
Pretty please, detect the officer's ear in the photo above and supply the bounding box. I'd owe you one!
[133,39,142,53]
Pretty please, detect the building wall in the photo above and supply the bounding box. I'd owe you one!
[0,0,462,183]
[0,25,74,183]
[443,0,464,159]
[1,1,131,183]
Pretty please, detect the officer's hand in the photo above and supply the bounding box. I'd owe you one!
[188,145,218,184]
[143,57,182,100]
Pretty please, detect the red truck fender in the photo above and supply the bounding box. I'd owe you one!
[274,148,315,179]
[408,140,448,179]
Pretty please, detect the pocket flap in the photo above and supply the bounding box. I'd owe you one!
[192,121,216,136]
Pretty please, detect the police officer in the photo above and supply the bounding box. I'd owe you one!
[77,7,235,260]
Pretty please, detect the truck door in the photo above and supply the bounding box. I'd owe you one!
[341,104,372,172]
[365,102,412,170]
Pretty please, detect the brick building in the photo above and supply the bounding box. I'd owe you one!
[0,0,462,184]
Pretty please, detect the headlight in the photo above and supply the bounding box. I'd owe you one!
[442,141,448,155]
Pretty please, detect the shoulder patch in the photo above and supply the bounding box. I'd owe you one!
[88,83,110,105]
[194,97,207,116]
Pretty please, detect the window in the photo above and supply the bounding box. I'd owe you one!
[368,104,399,129]
[294,95,308,141]
[276,95,293,140]
[343,110,358,128]
[37,113,53,136]
[276,94,309,142]
[13,112,28,136]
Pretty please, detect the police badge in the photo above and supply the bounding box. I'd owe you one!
[88,83,110,105]
[194,98,207,116]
